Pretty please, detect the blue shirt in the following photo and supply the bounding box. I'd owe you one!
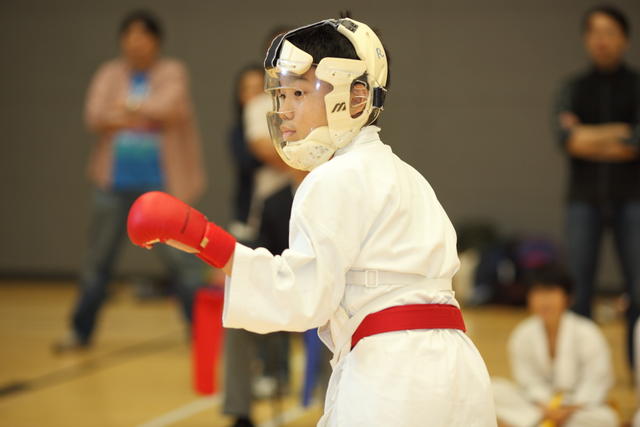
[112,72,164,191]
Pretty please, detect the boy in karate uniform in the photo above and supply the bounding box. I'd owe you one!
[493,265,617,427]
[127,18,496,426]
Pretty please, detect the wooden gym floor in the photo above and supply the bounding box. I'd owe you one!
[0,280,636,426]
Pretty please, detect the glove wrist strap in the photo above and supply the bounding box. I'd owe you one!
[197,222,236,269]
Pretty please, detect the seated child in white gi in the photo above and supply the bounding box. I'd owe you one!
[493,264,617,427]
[127,17,497,426]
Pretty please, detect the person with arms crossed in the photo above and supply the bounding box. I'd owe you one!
[55,10,206,352]
[554,4,640,368]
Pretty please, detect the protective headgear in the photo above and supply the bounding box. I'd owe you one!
[264,18,388,171]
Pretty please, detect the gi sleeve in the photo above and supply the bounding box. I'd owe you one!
[222,165,366,334]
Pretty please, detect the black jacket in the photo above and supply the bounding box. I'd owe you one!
[554,64,640,203]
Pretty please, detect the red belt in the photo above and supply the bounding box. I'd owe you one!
[351,304,466,350]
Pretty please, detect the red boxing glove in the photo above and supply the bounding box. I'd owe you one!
[127,191,236,269]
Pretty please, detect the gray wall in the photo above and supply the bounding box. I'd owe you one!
[1,0,639,287]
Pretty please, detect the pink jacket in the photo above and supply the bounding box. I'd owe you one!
[84,57,206,203]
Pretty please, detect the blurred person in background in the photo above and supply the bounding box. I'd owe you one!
[54,10,206,352]
[493,264,617,427]
[554,4,640,367]
[222,28,299,427]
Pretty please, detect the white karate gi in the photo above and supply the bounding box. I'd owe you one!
[224,126,496,426]
[493,311,617,427]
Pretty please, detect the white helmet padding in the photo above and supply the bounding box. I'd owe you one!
[263,18,388,171]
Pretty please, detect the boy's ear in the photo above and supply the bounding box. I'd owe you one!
[350,83,369,118]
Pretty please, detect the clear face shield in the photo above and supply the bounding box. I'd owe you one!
[265,66,337,171]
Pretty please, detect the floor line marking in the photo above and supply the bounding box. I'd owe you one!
[135,394,222,427]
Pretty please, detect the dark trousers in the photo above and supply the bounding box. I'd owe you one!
[568,201,640,367]
[71,189,204,343]
[223,328,290,417]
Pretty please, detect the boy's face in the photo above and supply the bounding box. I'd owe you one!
[273,67,369,142]
[527,285,569,323]
[276,68,332,142]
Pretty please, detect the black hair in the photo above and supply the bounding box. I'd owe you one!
[583,4,630,38]
[288,25,360,65]
[524,264,574,296]
[119,10,164,42]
